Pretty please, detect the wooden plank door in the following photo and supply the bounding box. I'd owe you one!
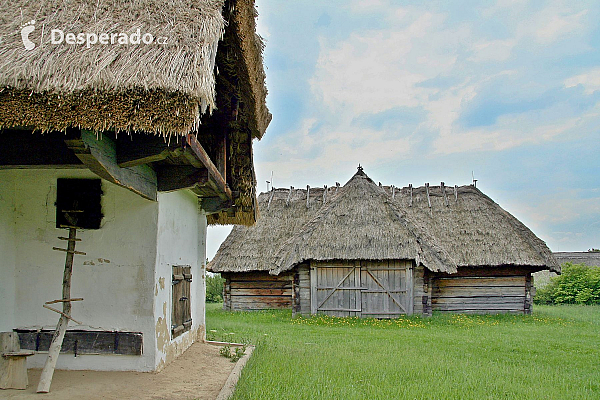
[313,262,362,317]
[360,260,413,317]
[311,260,413,317]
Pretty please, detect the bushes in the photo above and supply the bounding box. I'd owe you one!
[206,273,225,303]
[534,263,600,305]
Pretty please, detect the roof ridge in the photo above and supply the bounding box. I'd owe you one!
[270,170,457,275]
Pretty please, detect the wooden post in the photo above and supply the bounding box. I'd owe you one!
[37,228,78,393]
[267,188,275,210]
[310,264,317,315]
[1,332,34,389]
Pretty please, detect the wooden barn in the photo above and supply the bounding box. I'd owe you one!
[0,0,269,380]
[553,252,600,267]
[209,167,560,316]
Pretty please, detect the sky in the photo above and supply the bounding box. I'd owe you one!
[207,0,600,259]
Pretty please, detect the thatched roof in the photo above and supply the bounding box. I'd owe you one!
[271,170,455,274]
[209,168,559,274]
[389,184,559,272]
[0,0,270,138]
[553,252,600,267]
[210,184,329,272]
[0,0,270,226]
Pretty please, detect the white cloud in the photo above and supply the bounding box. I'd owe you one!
[533,9,587,43]
[310,11,462,116]
[432,109,584,154]
[511,190,600,248]
[424,81,477,138]
[469,39,516,62]
[481,0,528,18]
[255,119,415,189]
[564,68,600,94]
[349,0,391,13]
[255,1,271,39]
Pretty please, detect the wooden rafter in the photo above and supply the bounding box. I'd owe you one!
[65,130,157,201]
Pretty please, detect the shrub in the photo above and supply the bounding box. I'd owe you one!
[206,273,225,303]
[534,263,600,305]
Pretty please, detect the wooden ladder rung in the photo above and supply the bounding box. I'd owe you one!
[57,237,82,241]
[42,304,82,325]
[45,298,84,305]
[52,247,86,255]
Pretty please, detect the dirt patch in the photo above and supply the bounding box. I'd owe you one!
[1,342,238,400]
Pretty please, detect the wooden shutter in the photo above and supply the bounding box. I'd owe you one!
[172,266,192,338]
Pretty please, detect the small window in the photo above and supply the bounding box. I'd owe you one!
[56,179,103,229]
[172,266,192,338]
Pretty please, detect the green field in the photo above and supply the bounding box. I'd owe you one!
[206,304,600,399]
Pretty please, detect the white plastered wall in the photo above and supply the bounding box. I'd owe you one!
[0,173,16,332]
[153,190,207,371]
[0,169,159,371]
[0,169,208,372]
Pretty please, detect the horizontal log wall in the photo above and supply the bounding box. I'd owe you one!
[431,267,536,314]
[223,271,293,311]
[413,264,432,316]
[295,264,310,316]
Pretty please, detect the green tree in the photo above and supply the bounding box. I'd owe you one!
[534,263,600,305]
[206,273,226,303]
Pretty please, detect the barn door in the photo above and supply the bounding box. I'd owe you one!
[311,261,413,318]
[312,262,362,317]
[360,261,413,317]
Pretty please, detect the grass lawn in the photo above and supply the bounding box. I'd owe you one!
[206,304,600,399]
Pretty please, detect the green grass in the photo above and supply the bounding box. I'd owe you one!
[206,304,600,399]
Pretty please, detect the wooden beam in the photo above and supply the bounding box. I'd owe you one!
[185,135,232,201]
[157,166,208,192]
[199,196,232,214]
[215,135,227,179]
[65,130,157,201]
[16,330,143,356]
[116,134,178,167]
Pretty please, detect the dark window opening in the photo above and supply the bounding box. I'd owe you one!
[56,179,103,229]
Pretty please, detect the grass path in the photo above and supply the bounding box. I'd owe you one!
[206,305,600,399]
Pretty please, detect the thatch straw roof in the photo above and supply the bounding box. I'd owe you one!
[271,170,455,275]
[0,0,269,138]
[0,0,270,226]
[209,184,329,272]
[389,184,559,272]
[553,252,600,267]
[209,168,559,274]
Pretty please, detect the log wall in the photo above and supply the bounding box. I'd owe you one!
[293,264,311,316]
[431,267,536,314]
[223,265,537,315]
[222,271,293,311]
[412,264,432,316]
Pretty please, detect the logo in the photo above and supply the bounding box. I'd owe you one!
[21,20,36,50]
[50,28,168,48]
[17,19,168,51]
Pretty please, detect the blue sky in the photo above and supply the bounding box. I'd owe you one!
[208,0,600,258]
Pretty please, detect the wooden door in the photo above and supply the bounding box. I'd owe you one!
[312,262,362,317]
[311,260,413,318]
[361,260,413,317]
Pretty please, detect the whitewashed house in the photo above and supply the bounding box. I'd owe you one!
[0,0,269,372]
